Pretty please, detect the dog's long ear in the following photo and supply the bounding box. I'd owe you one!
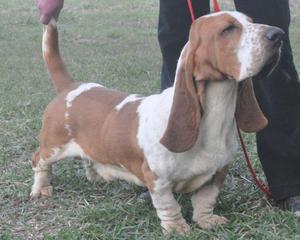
[235,78,268,132]
[160,44,203,153]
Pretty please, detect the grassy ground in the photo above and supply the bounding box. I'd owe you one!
[1,0,300,239]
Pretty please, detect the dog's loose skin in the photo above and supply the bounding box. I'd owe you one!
[31,11,282,234]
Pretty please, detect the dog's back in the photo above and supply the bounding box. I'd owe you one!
[32,20,151,197]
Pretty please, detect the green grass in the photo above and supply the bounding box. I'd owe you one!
[1,0,300,239]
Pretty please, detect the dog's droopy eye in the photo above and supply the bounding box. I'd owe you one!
[221,24,237,36]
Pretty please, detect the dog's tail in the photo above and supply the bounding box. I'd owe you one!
[42,18,74,94]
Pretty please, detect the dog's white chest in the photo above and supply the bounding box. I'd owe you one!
[176,81,239,192]
[139,81,239,193]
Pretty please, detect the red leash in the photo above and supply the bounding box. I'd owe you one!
[236,125,272,197]
[187,0,221,22]
[212,0,221,12]
[187,0,196,22]
[186,0,272,198]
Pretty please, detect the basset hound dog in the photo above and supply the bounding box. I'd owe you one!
[30,11,283,234]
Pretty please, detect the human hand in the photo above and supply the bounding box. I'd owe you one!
[36,0,64,25]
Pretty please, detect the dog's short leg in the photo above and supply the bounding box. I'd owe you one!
[191,166,229,229]
[30,149,55,199]
[30,146,67,199]
[149,183,190,235]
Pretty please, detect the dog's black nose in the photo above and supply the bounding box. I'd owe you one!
[265,27,285,42]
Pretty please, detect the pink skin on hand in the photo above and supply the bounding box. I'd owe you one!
[36,0,64,25]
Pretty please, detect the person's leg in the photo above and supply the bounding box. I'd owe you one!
[234,0,300,202]
[158,0,210,90]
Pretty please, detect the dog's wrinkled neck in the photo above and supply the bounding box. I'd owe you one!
[202,80,238,118]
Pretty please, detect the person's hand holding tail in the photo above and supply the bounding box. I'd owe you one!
[36,0,64,24]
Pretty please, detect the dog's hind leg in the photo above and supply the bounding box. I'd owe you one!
[30,138,92,198]
[30,147,61,199]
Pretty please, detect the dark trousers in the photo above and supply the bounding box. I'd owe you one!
[158,0,300,201]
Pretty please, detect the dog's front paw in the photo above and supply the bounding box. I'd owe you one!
[195,214,228,229]
[30,185,53,199]
[161,218,191,235]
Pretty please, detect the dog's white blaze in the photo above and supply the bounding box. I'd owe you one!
[65,83,103,108]
[115,94,143,111]
[224,12,255,81]
[227,12,266,81]
[236,22,257,81]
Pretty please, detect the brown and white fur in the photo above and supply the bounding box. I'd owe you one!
[31,11,282,234]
